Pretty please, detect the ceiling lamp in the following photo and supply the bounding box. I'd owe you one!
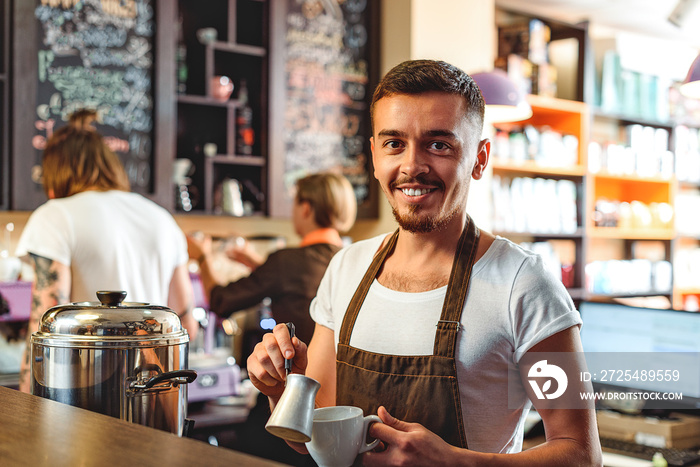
[471,70,533,123]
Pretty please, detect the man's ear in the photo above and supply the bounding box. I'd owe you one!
[300,199,313,219]
[370,136,378,180]
[472,138,490,180]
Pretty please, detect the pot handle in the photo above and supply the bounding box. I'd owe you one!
[140,369,197,389]
[97,290,127,306]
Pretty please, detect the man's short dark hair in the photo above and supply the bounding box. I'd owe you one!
[370,59,485,133]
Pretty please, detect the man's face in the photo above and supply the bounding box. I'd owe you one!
[370,91,488,234]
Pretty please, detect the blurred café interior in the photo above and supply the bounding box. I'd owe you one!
[4,0,700,465]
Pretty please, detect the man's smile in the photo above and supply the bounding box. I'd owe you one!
[400,187,436,197]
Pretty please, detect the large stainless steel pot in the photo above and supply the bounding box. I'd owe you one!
[30,291,197,436]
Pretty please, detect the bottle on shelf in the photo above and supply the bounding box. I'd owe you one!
[176,15,188,94]
[236,79,255,155]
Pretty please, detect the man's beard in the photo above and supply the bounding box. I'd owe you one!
[387,175,458,233]
[391,204,456,234]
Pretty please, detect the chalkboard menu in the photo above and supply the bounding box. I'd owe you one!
[33,0,155,193]
[282,0,377,214]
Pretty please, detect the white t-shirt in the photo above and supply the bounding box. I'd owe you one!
[310,233,581,454]
[16,190,188,305]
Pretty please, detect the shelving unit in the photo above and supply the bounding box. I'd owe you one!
[491,94,589,300]
[175,0,268,216]
[587,108,683,305]
[494,7,700,309]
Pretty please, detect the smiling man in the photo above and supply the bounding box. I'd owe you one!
[247,60,602,466]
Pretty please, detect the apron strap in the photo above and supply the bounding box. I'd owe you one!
[433,216,480,357]
[338,229,399,346]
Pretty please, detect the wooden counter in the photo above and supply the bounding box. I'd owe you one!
[0,386,285,467]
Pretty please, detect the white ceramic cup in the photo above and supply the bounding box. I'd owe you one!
[305,406,382,467]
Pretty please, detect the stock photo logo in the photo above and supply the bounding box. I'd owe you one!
[528,360,569,400]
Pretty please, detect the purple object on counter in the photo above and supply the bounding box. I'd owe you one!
[189,272,210,309]
[187,359,241,403]
[0,281,32,322]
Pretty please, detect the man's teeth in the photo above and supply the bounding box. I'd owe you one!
[401,188,431,196]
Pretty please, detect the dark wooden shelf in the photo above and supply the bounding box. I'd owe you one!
[176,208,265,217]
[207,155,266,166]
[177,94,241,107]
[210,41,266,57]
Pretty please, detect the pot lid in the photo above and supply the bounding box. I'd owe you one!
[32,291,188,346]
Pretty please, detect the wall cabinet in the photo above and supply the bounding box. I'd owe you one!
[174,0,269,216]
[170,0,379,218]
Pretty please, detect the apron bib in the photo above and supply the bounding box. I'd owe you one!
[336,216,480,448]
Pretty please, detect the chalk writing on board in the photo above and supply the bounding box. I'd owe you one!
[34,0,154,190]
[284,0,372,204]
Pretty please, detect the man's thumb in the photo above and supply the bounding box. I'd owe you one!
[377,406,408,430]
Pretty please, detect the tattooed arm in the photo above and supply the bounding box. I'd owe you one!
[19,254,71,393]
[168,263,198,341]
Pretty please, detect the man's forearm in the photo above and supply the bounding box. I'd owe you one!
[442,438,602,467]
[197,253,222,300]
[20,254,71,393]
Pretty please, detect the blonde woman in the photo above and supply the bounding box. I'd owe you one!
[16,109,195,392]
[188,172,357,344]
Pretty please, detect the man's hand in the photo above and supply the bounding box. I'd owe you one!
[362,406,462,467]
[246,323,309,400]
[186,233,212,262]
[225,238,264,270]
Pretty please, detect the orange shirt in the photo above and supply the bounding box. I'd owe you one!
[299,228,343,247]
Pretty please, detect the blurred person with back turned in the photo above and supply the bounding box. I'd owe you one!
[187,172,357,346]
[15,109,196,393]
[247,60,602,466]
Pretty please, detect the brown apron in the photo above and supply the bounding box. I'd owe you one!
[336,216,480,449]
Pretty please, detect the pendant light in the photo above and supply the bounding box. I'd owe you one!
[680,53,700,99]
[471,70,533,123]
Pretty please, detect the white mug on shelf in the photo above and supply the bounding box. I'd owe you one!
[203,143,217,157]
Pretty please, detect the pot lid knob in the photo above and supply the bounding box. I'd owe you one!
[96,290,127,307]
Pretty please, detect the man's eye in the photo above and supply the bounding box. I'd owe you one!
[385,140,403,149]
[430,141,449,150]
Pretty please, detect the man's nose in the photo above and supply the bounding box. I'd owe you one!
[400,145,429,176]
